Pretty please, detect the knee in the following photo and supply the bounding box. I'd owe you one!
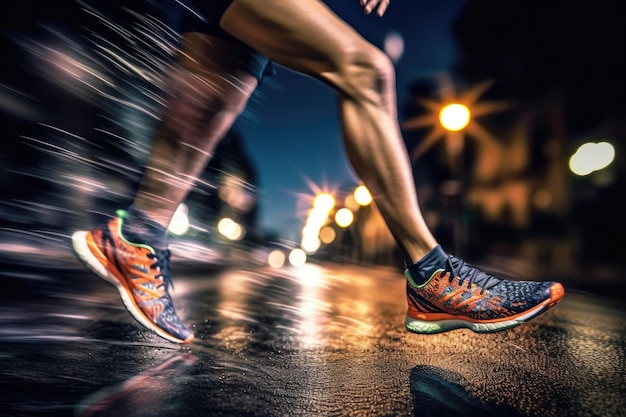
[338,45,395,103]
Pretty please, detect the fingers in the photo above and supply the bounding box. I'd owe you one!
[360,0,391,17]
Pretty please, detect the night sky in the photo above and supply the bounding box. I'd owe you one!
[232,0,467,239]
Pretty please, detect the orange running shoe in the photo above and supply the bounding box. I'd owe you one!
[405,247,564,334]
[72,210,193,343]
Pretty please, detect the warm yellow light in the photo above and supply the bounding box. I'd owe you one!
[344,194,359,211]
[353,185,373,206]
[335,208,354,228]
[439,103,471,132]
[289,248,307,267]
[306,207,329,228]
[267,250,286,268]
[297,264,323,288]
[301,235,321,254]
[319,226,336,244]
[313,193,335,212]
[217,217,244,241]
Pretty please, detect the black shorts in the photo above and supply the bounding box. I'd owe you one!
[172,0,275,82]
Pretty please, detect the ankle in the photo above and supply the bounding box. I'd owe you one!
[406,245,448,285]
[120,205,169,249]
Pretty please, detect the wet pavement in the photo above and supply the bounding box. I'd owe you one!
[1,235,625,417]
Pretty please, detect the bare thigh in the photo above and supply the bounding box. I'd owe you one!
[219,0,379,94]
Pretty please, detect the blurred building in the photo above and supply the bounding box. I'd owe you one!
[0,0,263,252]
[402,0,626,277]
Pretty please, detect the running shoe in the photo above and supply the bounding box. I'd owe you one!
[71,210,194,343]
[405,253,564,334]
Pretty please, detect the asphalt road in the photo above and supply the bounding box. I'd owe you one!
[0,238,624,417]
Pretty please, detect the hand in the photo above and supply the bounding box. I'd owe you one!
[360,0,390,17]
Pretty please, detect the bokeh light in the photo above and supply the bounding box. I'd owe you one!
[289,248,307,267]
[313,193,335,212]
[301,235,321,254]
[217,217,244,241]
[344,193,360,211]
[353,185,373,206]
[267,249,286,268]
[335,208,354,228]
[384,31,404,62]
[319,226,336,244]
[569,141,615,176]
[439,103,471,132]
[306,207,329,228]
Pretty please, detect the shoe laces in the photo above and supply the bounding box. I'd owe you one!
[446,256,501,293]
[147,248,174,292]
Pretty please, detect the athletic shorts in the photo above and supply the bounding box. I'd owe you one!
[174,0,275,82]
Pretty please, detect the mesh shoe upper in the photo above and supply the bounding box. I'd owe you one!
[406,255,558,321]
[87,216,193,342]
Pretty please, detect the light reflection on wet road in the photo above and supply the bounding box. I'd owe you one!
[1,238,624,417]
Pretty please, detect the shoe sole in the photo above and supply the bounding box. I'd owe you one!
[71,231,194,344]
[405,282,565,334]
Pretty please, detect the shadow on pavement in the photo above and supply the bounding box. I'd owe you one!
[409,365,526,417]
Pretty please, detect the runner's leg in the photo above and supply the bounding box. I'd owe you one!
[221,0,437,262]
[132,33,259,227]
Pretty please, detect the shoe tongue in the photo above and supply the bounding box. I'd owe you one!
[448,256,501,289]
[407,245,448,285]
[448,256,464,271]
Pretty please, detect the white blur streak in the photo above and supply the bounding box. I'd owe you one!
[18,3,181,119]
[173,0,207,23]
[0,3,261,242]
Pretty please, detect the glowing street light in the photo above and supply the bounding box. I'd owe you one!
[267,249,286,268]
[439,103,471,132]
[289,248,307,267]
[402,77,510,161]
[313,193,335,212]
[217,217,245,241]
[301,235,321,254]
[354,185,373,206]
[319,226,336,244]
[335,208,354,228]
[569,141,615,176]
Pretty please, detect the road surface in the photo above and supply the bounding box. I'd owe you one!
[0,237,624,417]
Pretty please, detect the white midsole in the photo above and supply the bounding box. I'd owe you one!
[405,300,549,334]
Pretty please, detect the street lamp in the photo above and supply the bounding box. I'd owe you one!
[402,77,512,257]
[313,193,335,212]
[402,77,510,161]
[437,103,472,258]
[439,103,471,132]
